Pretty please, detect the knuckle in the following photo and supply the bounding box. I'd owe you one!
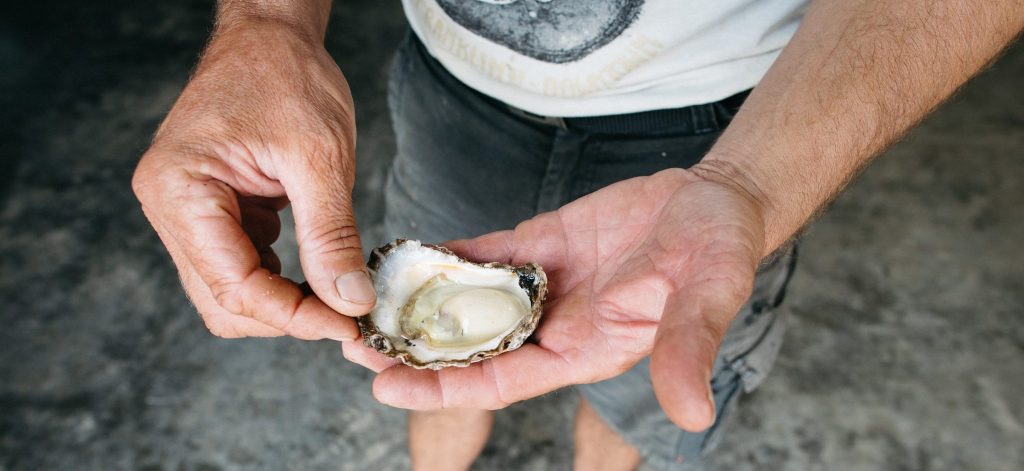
[131,157,161,203]
[695,322,726,353]
[130,170,148,201]
[278,312,302,338]
[202,316,241,339]
[207,325,237,339]
[302,223,362,257]
[341,344,358,362]
[211,282,245,316]
[132,151,192,209]
[485,363,514,410]
[699,271,755,316]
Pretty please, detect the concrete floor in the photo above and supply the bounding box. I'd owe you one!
[1,1,1022,470]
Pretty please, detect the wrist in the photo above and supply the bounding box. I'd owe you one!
[199,10,335,76]
[691,154,790,259]
[214,0,332,46]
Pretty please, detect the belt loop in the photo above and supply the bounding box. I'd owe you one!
[697,103,718,133]
[507,105,568,130]
[688,105,702,134]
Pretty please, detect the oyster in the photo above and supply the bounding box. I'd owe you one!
[357,239,547,369]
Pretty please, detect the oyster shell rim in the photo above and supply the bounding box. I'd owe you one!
[357,239,548,370]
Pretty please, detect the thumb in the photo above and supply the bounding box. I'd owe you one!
[283,159,376,317]
[649,290,739,432]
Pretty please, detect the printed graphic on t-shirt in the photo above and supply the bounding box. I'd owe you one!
[404,0,805,115]
[436,0,644,63]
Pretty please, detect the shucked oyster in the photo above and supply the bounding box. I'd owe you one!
[357,239,547,369]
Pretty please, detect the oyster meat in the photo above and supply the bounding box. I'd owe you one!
[357,239,547,369]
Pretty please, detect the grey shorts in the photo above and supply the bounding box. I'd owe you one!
[382,33,796,470]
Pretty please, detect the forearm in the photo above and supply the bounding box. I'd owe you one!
[700,0,1023,257]
[215,0,333,40]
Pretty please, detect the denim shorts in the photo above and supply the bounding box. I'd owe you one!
[382,33,796,470]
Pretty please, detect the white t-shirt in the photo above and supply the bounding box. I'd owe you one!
[401,0,808,117]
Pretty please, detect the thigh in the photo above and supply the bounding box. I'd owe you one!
[383,34,554,244]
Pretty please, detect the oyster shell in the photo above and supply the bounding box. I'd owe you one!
[357,239,547,369]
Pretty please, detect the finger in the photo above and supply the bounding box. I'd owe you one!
[447,212,568,267]
[187,271,287,338]
[202,311,288,338]
[444,230,515,263]
[240,199,283,275]
[137,159,358,341]
[649,292,737,432]
[281,156,375,317]
[240,200,282,249]
[341,341,401,373]
[372,344,578,410]
[258,246,282,274]
[162,224,287,338]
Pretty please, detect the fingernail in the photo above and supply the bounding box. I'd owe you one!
[335,271,376,305]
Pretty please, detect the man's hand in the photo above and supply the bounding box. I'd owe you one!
[343,167,766,431]
[132,14,372,340]
[342,0,1020,431]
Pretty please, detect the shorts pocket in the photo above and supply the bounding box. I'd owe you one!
[694,312,786,460]
[671,367,744,467]
[701,369,744,456]
[730,314,786,393]
[715,245,796,392]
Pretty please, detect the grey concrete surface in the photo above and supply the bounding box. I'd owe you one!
[1,1,1021,470]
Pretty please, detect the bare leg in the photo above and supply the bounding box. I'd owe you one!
[409,409,494,471]
[574,398,642,471]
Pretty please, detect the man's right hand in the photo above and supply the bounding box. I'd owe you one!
[131,18,372,340]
